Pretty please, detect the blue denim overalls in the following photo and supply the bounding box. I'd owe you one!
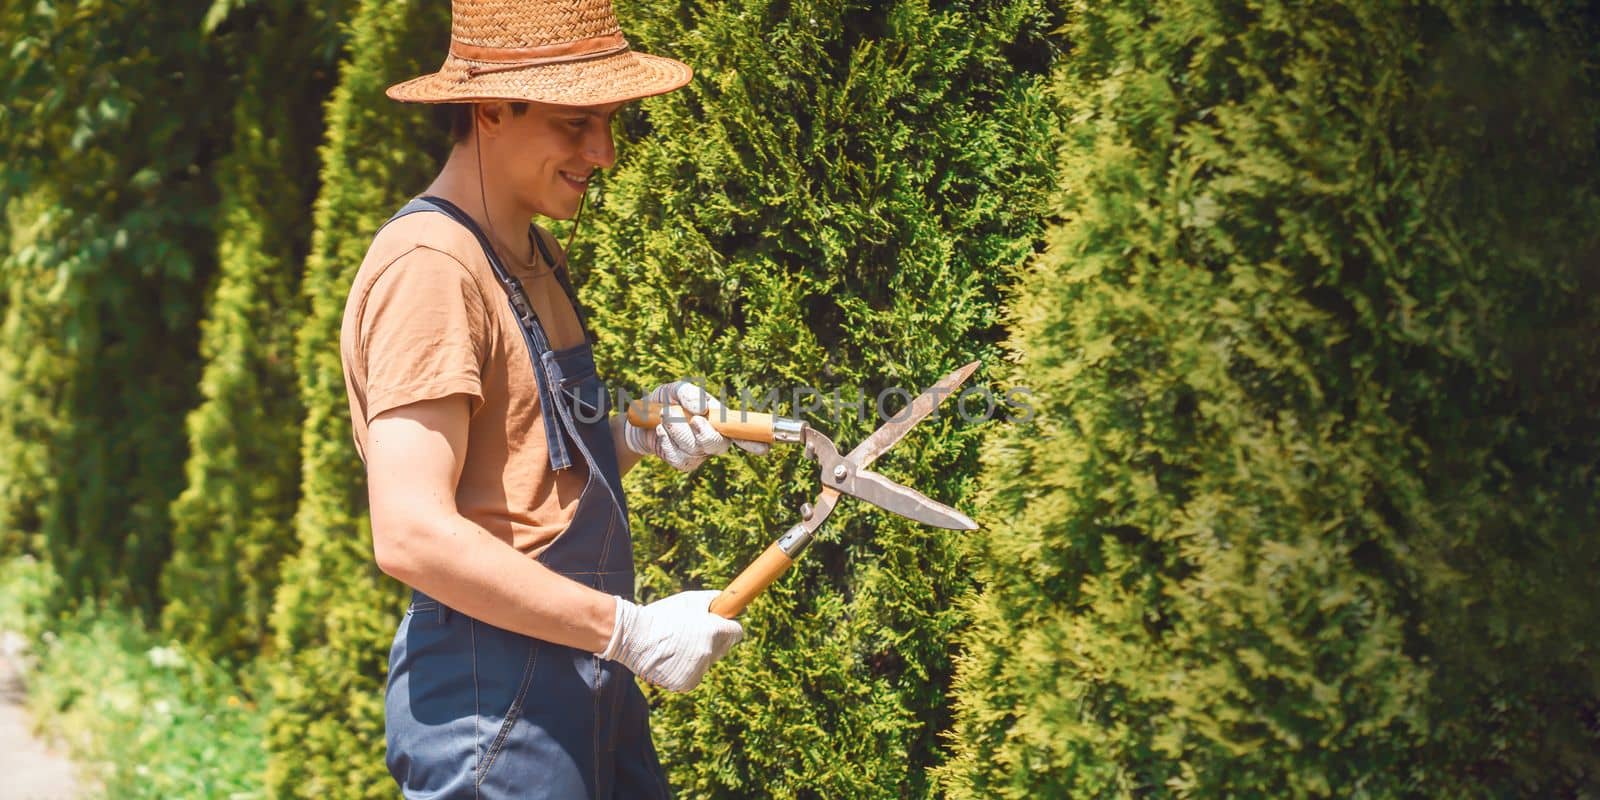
[379,196,669,799]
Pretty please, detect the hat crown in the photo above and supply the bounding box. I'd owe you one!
[451,0,622,49]
[386,0,690,106]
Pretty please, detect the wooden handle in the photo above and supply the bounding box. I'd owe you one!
[708,541,794,618]
[626,400,778,444]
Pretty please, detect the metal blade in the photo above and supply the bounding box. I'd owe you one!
[799,360,983,536]
[848,360,981,469]
[844,468,979,530]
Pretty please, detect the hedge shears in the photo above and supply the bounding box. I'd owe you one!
[627,361,981,617]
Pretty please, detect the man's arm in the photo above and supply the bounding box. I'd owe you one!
[611,414,644,477]
[367,393,614,652]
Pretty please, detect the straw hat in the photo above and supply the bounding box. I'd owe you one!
[387,0,692,106]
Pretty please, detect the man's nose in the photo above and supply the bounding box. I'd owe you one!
[584,127,616,170]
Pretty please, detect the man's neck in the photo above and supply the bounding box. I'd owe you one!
[425,143,535,264]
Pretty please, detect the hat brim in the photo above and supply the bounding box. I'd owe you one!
[386,49,691,106]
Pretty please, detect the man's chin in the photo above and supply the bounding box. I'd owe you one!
[530,202,579,221]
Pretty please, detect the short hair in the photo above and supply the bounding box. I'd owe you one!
[440,102,531,143]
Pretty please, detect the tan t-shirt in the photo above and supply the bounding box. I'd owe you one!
[340,209,590,556]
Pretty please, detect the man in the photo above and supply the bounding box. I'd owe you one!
[337,1,760,796]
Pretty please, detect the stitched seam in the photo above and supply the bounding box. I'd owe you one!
[348,245,424,351]
[607,665,626,752]
[476,641,540,787]
[470,619,481,799]
[589,426,625,528]
[405,234,504,343]
[589,509,616,796]
[356,243,490,359]
[364,373,484,425]
[594,503,618,594]
[534,447,608,572]
[531,472,599,567]
[653,742,671,800]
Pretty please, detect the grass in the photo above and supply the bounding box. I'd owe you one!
[0,555,270,799]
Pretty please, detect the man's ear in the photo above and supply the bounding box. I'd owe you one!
[473,101,509,138]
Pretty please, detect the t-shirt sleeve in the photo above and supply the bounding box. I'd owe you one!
[356,246,489,423]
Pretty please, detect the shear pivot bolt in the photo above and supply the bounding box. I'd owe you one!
[832,464,848,482]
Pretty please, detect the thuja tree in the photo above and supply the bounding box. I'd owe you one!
[0,0,228,610]
[159,0,348,667]
[941,2,1600,797]
[0,188,76,559]
[580,0,1060,795]
[263,0,447,794]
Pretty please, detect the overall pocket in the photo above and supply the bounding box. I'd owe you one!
[385,600,478,796]
[471,621,541,784]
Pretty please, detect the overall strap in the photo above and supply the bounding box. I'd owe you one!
[528,227,594,341]
[385,195,577,472]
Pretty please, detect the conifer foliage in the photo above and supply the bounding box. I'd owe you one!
[3,1,1597,796]
[262,0,447,794]
[160,0,348,666]
[0,0,229,610]
[942,2,1600,796]
[580,1,1059,795]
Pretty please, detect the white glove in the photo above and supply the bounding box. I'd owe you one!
[624,381,771,472]
[597,590,744,692]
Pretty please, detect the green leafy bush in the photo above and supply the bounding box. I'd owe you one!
[942,2,1600,796]
[2,555,271,799]
[263,0,447,795]
[0,0,228,611]
[161,0,348,668]
[577,1,1060,795]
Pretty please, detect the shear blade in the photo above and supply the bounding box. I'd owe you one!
[849,360,981,469]
[844,468,979,531]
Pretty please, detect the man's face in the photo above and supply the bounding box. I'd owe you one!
[485,100,626,220]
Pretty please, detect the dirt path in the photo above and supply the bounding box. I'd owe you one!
[0,636,81,800]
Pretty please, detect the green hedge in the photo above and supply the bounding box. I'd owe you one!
[161,0,348,667]
[579,1,1059,795]
[942,1,1600,796]
[0,0,227,611]
[0,188,78,559]
[263,0,448,794]
[4,1,1597,796]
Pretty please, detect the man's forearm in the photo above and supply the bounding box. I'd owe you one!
[376,512,616,653]
[611,414,643,476]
